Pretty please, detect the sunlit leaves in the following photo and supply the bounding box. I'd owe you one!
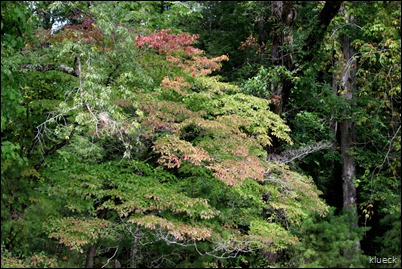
[209,93,293,146]
[1,45,26,132]
[1,142,28,174]
[242,65,297,99]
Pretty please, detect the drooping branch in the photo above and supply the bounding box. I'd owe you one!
[152,229,262,260]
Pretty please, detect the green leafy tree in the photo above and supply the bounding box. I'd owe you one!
[17,6,328,267]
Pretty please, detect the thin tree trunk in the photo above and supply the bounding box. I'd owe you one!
[257,19,266,48]
[130,224,140,268]
[85,209,107,268]
[85,245,98,268]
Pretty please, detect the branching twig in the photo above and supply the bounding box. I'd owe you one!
[369,124,401,199]
[28,107,77,156]
[101,246,119,268]
[34,121,78,170]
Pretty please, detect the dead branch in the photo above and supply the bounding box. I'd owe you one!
[266,140,333,164]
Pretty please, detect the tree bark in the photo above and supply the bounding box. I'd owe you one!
[330,6,361,257]
[340,33,357,209]
[341,120,357,210]
[338,28,361,253]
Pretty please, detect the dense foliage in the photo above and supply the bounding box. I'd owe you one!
[1,1,400,268]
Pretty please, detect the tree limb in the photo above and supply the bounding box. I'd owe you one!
[20,63,79,77]
[20,56,81,77]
